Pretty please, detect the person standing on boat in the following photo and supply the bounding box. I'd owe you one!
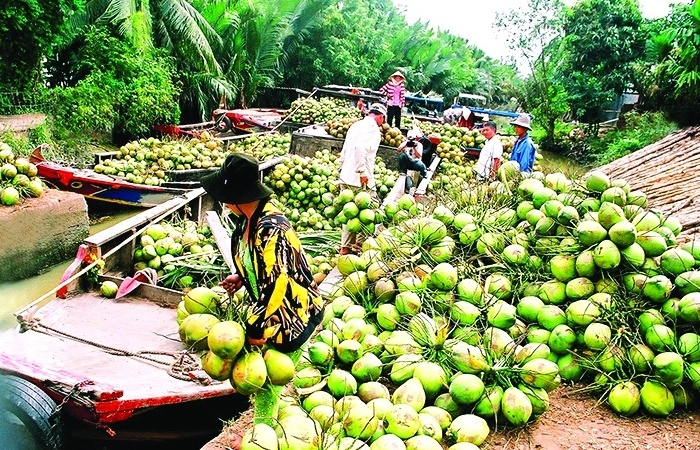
[474,121,503,181]
[509,113,536,172]
[379,70,406,129]
[200,152,325,426]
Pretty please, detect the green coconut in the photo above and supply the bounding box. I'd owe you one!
[600,186,627,207]
[675,271,700,296]
[620,242,646,267]
[576,220,608,246]
[549,254,576,282]
[517,296,545,323]
[645,324,676,352]
[608,381,641,417]
[449,373,486,406]
[628,343,655,373]
[566,299,601,327]
[636,231,668,257]
[597,202,626,230]
[632,211,662,232]
[519,358,559,390]
[640,380,675,417]
[575,250,597,278]
[537,305,567,331]
[548,324,577,354]
[517,384,550,417]
[660,248,696,276]
[565,277,595,300]
[608,220,637,247]
[679,293,700,324]
[500,387,533,427]
[556,353,585,382]
[652,352,685,387]
[627,190,648,207]
[538,280,567,305]
[473,386,504,419]
[593,240,621,270]
[583,322,611,351]
[642,275,674,303]
[585,171,610,193]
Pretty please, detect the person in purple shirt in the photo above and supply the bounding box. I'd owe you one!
[509,113,536,172]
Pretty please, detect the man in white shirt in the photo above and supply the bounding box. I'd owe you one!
[474,121,503,181]
[337,103,386,254]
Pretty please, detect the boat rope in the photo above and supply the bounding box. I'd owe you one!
[18,317,216,386]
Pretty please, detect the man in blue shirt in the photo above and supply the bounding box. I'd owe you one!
[509,113,536,172]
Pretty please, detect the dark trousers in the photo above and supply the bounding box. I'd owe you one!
[398,153,427,177]
[387,105,402,129]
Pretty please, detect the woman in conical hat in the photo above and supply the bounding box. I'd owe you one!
[379,70,406,129]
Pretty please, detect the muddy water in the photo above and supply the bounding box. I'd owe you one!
[0,210,140,332]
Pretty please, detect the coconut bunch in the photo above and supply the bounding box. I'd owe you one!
[0,141,45,206]
[287,97,363,125]
[410,168,700,419]
[174,286,298,397]
[427,159,477,194]
[379,124,404,148]
[329,189,387,237]
[99,134,226,185]
[263,151,340,232]
[129,220,225,290]
[325,117,361,139]
[226,131,291,162]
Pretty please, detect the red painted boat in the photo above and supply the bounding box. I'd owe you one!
[29,147,193,208]
[0,189,240,447]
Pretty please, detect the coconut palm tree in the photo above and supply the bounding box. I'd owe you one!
[68,0,221,71]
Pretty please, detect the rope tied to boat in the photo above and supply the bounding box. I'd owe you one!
[18,317,217,386]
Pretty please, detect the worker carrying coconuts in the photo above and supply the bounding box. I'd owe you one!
[200,153,325,426]
[509,113,536,172]
[474,121,503,181]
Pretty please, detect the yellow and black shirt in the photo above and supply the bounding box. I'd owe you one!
[231,200,325,352]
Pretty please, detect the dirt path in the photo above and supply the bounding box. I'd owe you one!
[0,113,46,132]
[204,386,700,450]
[487,388,700,450]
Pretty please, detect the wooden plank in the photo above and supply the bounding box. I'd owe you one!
[86,188,206,248]
[416,156,441,196]
[0,291,235,423]
[382,174,408,208]
[205,211,234,273]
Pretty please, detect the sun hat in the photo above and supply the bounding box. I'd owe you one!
[200,152,273,204]
[368,103,387,116]
[390,70,405,80]
[510,113,532,130]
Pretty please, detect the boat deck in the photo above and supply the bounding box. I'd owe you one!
[0,290,234,423]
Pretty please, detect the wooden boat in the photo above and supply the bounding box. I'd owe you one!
[0,188,244,448]
[29,147,195,208]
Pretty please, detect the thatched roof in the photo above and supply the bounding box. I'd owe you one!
[595,126,700,243]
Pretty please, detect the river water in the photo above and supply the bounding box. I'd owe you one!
[0,210,140,332]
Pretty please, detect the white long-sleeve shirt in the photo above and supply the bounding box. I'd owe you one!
[475,135,503,180]
[338,116,382,188]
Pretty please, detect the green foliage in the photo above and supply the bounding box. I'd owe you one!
[0,0,80,92]
[646,0,700,126]
[496,0,569,143]
[580,111,677,166]
[560,0,646,122]
[45,29,180,139]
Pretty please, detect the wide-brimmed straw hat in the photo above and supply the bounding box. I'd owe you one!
[389,70,405,80]
[368,103,387,116]
[510,113,532,130]
[200,152,273,204]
